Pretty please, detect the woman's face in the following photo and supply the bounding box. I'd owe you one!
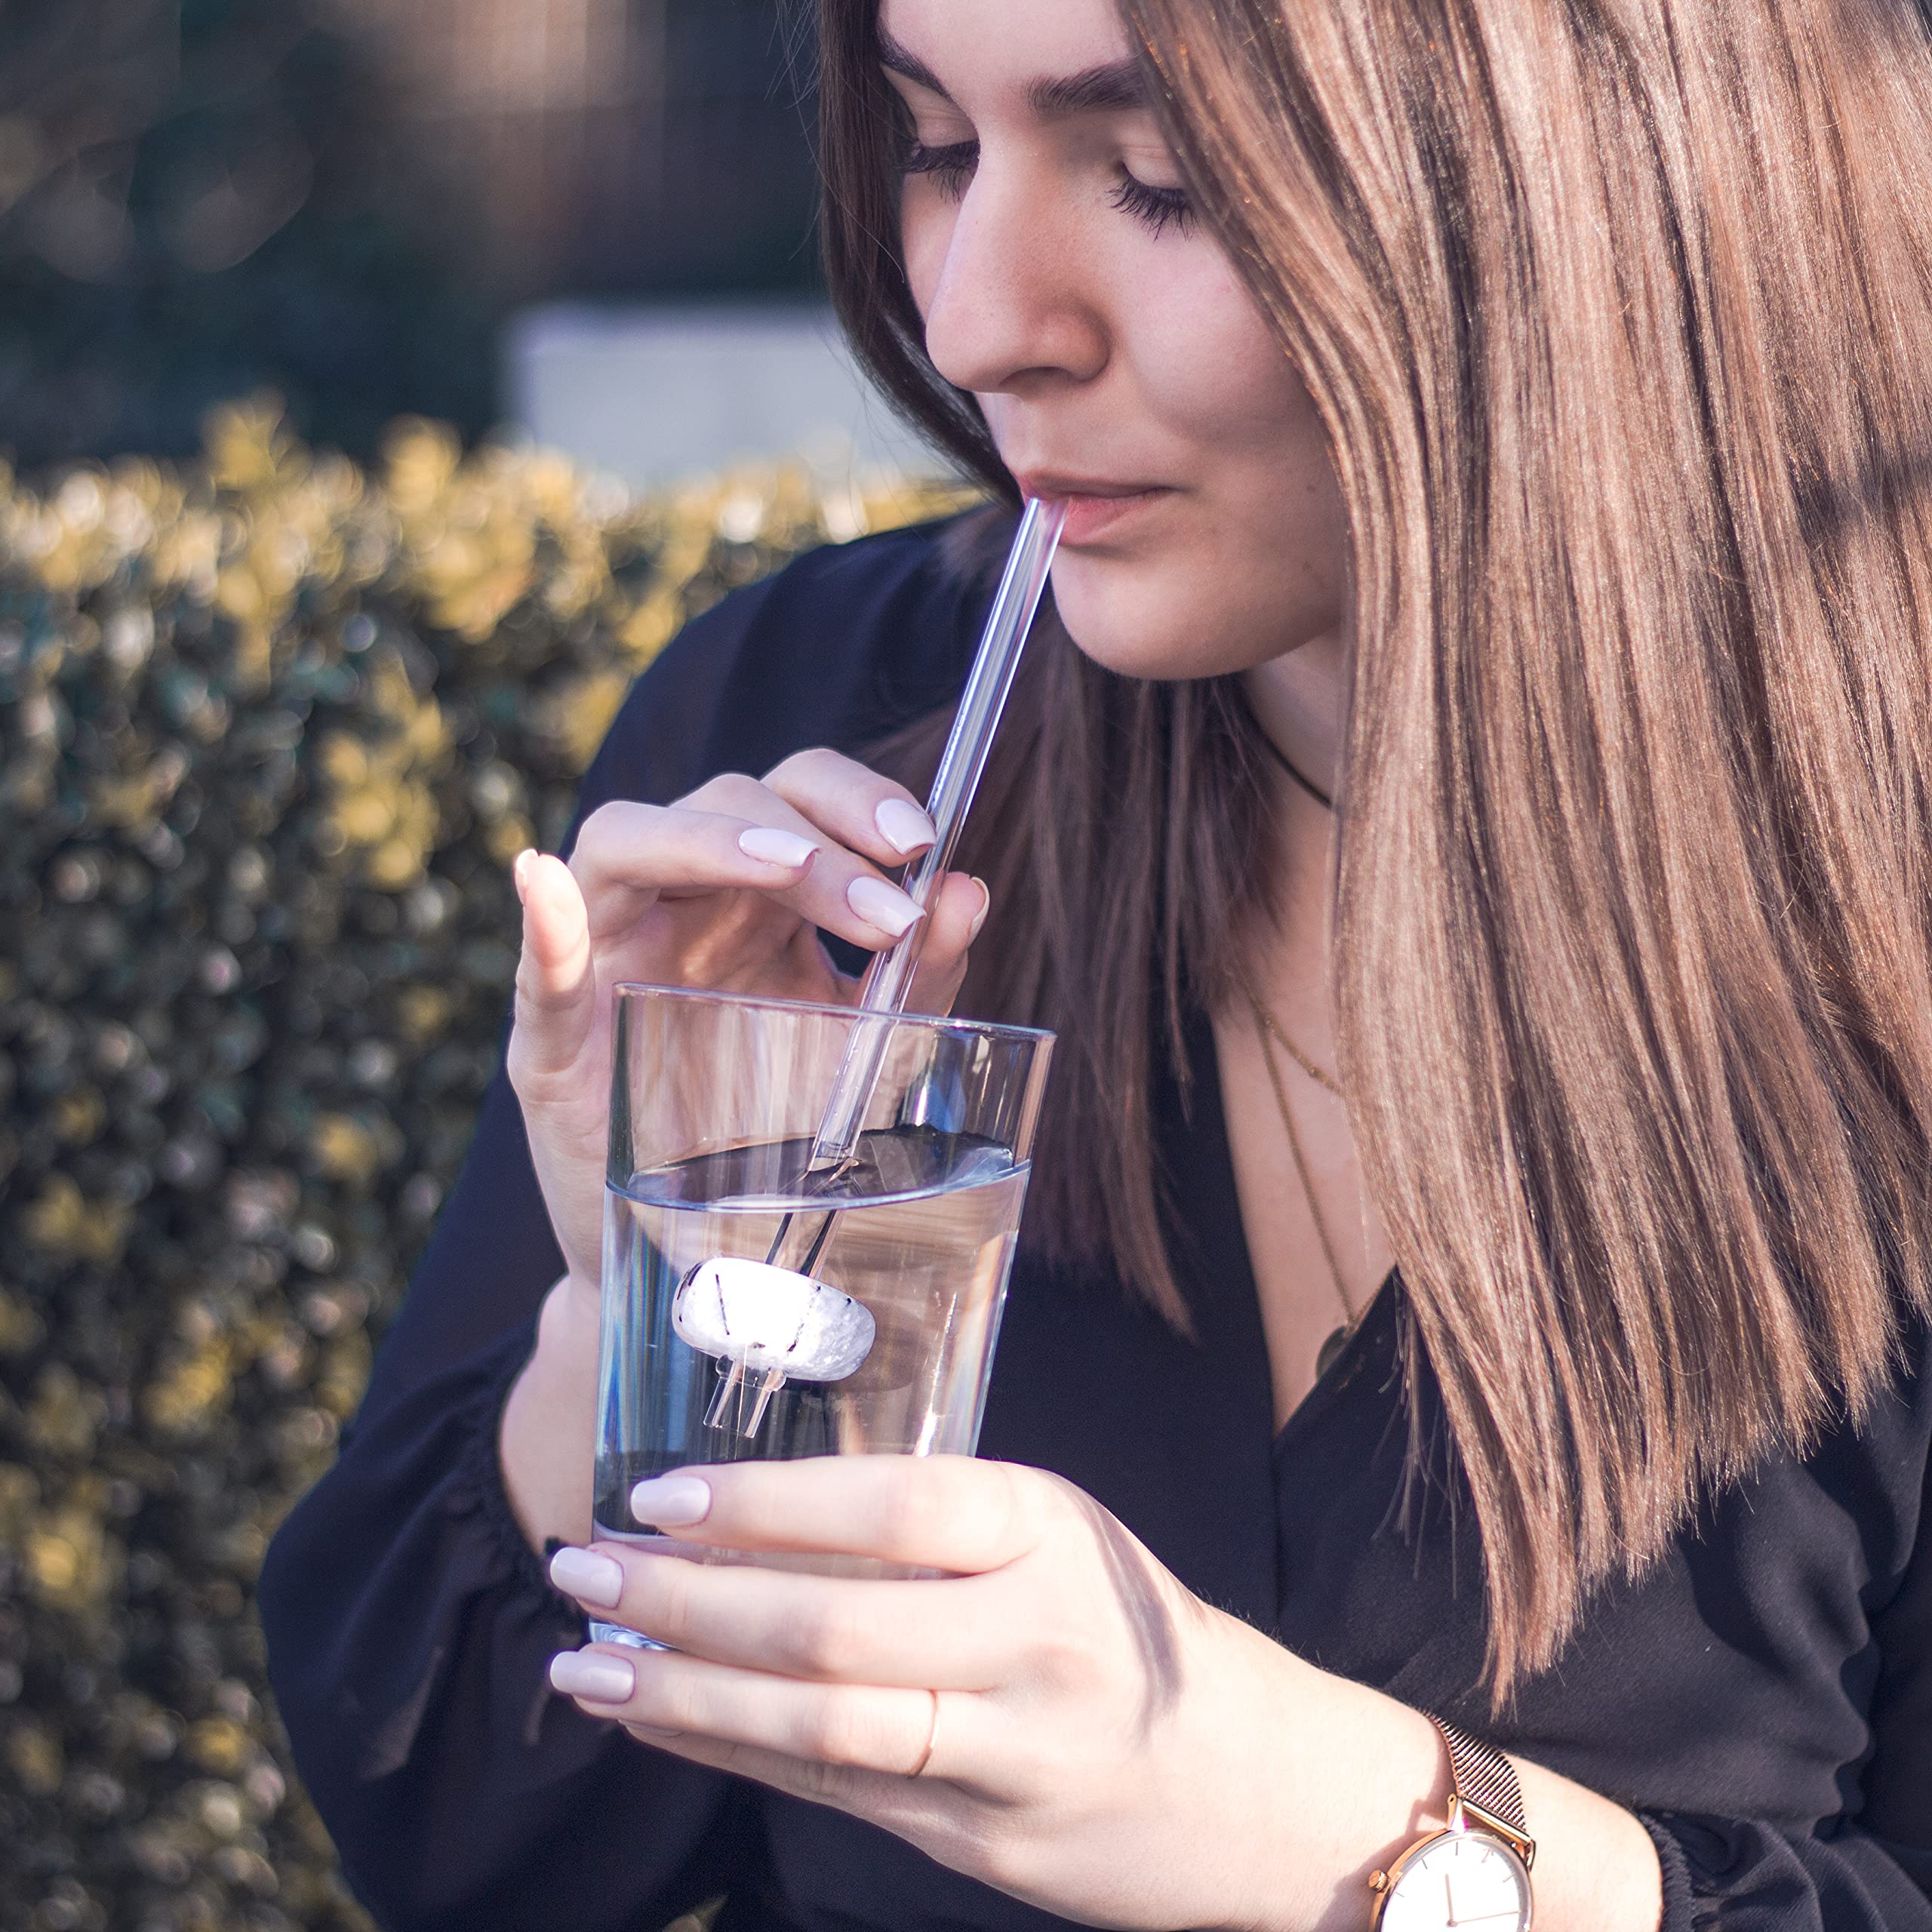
[882,0,1349,680]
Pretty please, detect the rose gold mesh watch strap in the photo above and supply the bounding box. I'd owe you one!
[1433,1718,1529,1838]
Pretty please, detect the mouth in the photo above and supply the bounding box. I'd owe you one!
[1012,471,1174,548]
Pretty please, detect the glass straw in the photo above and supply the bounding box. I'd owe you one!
[713,498,1066,1433]
[809,494,1067,1163]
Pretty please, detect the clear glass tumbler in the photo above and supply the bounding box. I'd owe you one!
[592,983,1054,1643]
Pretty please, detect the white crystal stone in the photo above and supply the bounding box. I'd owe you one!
[672,1258,877,1382]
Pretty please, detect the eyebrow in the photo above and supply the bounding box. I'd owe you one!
[877,31,1146,118]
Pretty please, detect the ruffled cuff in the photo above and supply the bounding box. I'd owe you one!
[263,1312,600,1786]
[1637,1811,1700,1931]
[1632,1809,1932,1931]
[260,1312,740,1930]
[457,1311,592,1631]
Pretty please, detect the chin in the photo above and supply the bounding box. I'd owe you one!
[1048,551,1290,682]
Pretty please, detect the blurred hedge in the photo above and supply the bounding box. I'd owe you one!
[0,402,965,1932]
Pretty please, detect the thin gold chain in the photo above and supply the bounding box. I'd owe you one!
[1247,992,1344,1099]
[1242,987,1357,1334]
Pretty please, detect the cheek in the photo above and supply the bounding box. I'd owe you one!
[1057,269,1348,678]
[1138,257,1322,484]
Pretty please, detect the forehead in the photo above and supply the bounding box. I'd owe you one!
[877,0,1134,102]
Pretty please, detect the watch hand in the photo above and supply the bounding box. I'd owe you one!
[1444,1873,1457,1926]
[1456,1912,1525,1924]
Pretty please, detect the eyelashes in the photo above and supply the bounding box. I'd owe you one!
[899,139,978,200]
[1106,171,1192,241]
[898,139,1194,239]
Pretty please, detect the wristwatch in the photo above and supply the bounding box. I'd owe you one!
[1368,1717,1536,1930]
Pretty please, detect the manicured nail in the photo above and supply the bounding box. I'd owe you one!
[967,877,991,943]
[549,1651,635,1704]
[512,849,535,903]
[875,798,937,855]
[629,1475,714,1526]
[738,826,818,869]
[549,1546,625,1608]
[848,875,925,940]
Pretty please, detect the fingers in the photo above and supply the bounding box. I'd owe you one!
[565,798,821,943]
[615,1455,1050,1577]
[760,748,937,871]
[596,1725,896,1820]
[680,775,929,952]
[546,1546,1011,1688]
[561,754,976,970]
[505,815,821,1088]
[906,872,989,1014]
[548,1643,980,1785]
[510,852,595,1082]
[571,790,927,955]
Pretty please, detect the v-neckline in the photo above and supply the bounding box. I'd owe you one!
[1177,1005,1400,1451]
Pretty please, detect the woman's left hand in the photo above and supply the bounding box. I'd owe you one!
[543,1454,1351,1931]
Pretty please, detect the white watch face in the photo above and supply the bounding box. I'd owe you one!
[1381,1829,1531,1932]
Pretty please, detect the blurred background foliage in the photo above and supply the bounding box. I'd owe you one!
[0,0,822,470]
[0,0,499,467]
[0,399,963,1928]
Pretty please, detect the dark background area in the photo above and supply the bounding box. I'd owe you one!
[0,0,823,472]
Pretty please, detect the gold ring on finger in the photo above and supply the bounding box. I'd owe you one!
[908,1688,942,1778]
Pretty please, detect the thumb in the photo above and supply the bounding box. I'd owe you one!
[906,872,990,1015]
[511,850,597,1087]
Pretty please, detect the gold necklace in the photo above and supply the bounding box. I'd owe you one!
[1247,992,1344,1100]
[1241,983,1358,1378]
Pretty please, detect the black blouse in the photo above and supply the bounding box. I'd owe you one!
[260,519,1932,1932]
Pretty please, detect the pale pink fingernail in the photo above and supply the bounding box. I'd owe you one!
[738,826,818,869]
[875,798,937,855]
[549,1651,635,1703]
[629,1474,713,1526]
[968,877,991,942]
[512,849,535,903]
[848,875,925,939]
[549,1546,624,1608]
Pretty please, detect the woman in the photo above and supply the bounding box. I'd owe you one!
[259,0,1932,1927]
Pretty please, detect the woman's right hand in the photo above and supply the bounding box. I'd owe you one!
[504,750,989,1300]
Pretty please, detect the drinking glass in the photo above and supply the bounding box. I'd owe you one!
[592,983,1053,1643]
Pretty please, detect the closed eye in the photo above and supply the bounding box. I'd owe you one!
[1109,168,1192,238]
[899,137,1194,240]
[900,137,979,198]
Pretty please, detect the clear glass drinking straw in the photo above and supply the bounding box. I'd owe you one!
[707,497,1068,1433]
[805,494,1067,1162]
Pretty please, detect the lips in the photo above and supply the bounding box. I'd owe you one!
[1011,470,1172,546]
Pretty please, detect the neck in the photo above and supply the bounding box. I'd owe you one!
[1238,630,1348,1044]
[1242,627,1348,804]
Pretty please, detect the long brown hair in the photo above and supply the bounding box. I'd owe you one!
[817,0,1932,1695]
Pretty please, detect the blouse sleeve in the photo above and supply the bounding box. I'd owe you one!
[257,1312,752,1931]
[1635,1814,1932,1931]
[257,531,966,1930]
[1636,1354,1932,1932]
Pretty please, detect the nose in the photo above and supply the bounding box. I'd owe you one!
[918,162,1109,404]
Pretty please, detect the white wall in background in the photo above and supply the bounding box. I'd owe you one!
[503,301,947,488]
